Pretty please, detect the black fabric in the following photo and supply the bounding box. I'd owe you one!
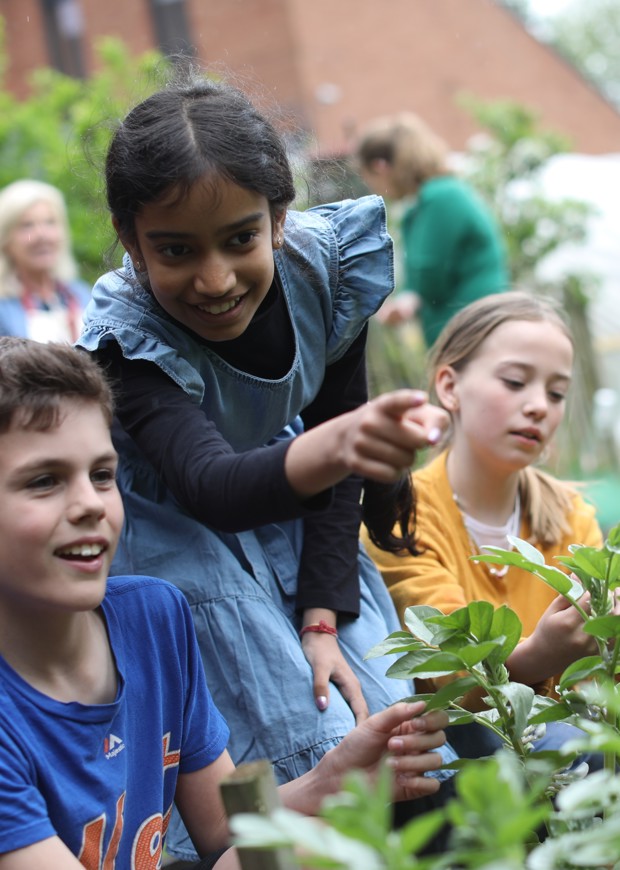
[392,776,457,856]
[295,327,369,615]
[190,849,228,869]
[199,279,294,380]
[444,722,503,760]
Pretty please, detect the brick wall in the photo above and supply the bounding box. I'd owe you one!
[3,0,620,154]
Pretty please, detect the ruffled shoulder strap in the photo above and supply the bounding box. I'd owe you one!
[307,195,394,363]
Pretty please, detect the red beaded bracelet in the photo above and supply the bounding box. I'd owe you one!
[299,620,338,638]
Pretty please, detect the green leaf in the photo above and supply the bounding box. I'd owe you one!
[559,721,620,758]
[427,606,473,632]
[533,565,578,596]
[528,701,573,725]
[467,600,496,640]
[365,631,422,660]
[319,767,392,853]
[474,548,526,567]
[606,522,620,554]
[403,605,443,644]
[381,649,439,680]
[548,556,589,593]
[557,770,620,813]
[388,651,465,680]
[454,638,507,667]
[446,708,476,726]
[476,547,575,596]
[609,552,620,586]
[508,535,546,564]
[574,678,620,714]
[497,682,535,738]
[428,601,510,650]
[447,751,549,859]
[398,809,447,857]
[582,614,620,639]
[561,545,609,580]
[231,808,383,867]
[558,655,606,690]
[421,675,481,710]
[489,606,523,662]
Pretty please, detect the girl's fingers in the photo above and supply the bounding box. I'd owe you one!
[386,749,444,778]
[368,701,428,736]
[411,710,450,732]
[371,389,429,419]
[345,392,448,479]
[388,730,447,755]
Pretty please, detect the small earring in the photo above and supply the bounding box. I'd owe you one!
[134,260,142,272]
[274,235,282,248]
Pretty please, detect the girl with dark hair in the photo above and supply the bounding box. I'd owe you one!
[77,75,456,862]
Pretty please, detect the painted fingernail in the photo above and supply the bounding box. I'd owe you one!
[427,427,442,444]
[316,696,328,711]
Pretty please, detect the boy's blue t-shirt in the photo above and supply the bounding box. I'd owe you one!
[0,575,229,865]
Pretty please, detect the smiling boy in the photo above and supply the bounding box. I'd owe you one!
[0,337,235,869]
[0,337,449,870]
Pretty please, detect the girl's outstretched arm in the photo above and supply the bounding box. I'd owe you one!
[102,346,446,526]
[285,390,447,496]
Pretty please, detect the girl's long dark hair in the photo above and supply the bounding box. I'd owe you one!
[362,475,419,556]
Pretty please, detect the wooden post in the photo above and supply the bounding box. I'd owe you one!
[220,760,298,870]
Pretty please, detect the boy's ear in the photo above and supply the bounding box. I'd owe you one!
[435,365,460,412]
[272,208,287,249]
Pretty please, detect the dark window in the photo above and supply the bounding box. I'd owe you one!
[40,0,86,78]
[149,0,194,59]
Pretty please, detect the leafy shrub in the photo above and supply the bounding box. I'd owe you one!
[231,525,620,868]
[0,21,171,284]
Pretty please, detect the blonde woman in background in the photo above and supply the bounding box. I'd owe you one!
[0,179,91,342]
[355,113,508,347]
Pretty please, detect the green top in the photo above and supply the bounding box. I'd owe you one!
[401,175,509,346]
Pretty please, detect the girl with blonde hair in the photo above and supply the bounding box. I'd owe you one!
[363,290,610,756]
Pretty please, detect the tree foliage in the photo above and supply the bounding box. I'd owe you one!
[0,21,171,284]
[460,95,602,475]
[459,95,593,288]
[545,0,620,110]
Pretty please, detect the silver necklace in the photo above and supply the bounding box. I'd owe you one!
[453,491,521,579]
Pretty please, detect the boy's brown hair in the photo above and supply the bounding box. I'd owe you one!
[0,337,114,433]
